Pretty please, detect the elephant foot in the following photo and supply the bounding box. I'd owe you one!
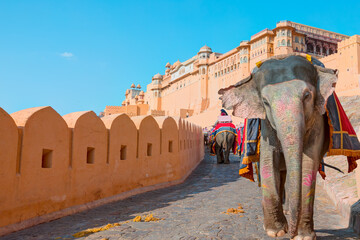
[266,229,286,238]
[224,161,230,164]
[265,222,288,238]
[217,161,224,164]
[291,232,316,240]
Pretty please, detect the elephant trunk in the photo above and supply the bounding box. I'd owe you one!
[272,100,305,238]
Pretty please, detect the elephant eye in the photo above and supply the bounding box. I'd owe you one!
[263,98,270,107]
[303,91,311,101]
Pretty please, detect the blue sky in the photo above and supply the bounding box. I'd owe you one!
[1,0,359,115]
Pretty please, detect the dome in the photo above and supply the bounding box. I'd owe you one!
[139,90,145,96]
[122,100,126,105]
[130,83,135,88]
[198,45,212,54]
[165,62,171,68]
[152,73,163,81]
[136,84,141,89]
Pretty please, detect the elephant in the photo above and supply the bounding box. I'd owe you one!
[214,131,235,164]
[219,54,338,240]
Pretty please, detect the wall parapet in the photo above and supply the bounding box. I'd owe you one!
[0,107,204,236]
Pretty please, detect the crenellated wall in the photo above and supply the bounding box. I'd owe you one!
[0,107,204,236]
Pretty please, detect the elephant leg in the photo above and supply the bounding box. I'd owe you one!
[294,154,319,240]
[215,142,224,164]
[294,116,324,240]
[224,148,230,164]
[224,134,235,164]
[260,122,288,238]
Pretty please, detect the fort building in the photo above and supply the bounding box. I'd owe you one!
[104,20,360,125]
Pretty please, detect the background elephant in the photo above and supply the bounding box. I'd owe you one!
[219,55,338,240]
[215,131,235,164]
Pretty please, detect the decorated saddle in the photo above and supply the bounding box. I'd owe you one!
[210,122,239,156]
[240,92,360,183]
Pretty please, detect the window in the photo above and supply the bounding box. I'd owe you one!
[295,36,299,43]
[168,141,173,153]
[87,147,95,164]
[287,40,291,46]
[277,41,280,47]
[281,39,285,46]
[147,143,152,156]
[215,73,217,78]
[120,145,127,160]
[42,149,53,168]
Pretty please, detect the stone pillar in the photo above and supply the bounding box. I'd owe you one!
[319,43,323,56]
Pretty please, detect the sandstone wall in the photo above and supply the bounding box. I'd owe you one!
[0,107,204,236]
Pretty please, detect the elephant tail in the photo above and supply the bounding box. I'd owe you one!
[223,132,228,150]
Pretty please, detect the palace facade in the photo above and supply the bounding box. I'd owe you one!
[104,20,360,119]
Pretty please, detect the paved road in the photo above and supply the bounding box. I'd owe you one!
[2,150,358,240]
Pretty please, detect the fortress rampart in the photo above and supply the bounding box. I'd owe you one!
[0,106,204,235]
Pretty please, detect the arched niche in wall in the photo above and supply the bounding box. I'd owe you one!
[102,113,138,195]
[63,111,108,205]
[10,106,70,223]
[155,116,180,181]
[132,115,160,187]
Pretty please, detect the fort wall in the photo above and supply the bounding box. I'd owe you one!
[0,107,204,236]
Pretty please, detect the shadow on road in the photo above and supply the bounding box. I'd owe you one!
[316,228,358,239]
[1,149,242,239]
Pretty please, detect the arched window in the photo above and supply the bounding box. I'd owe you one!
[295,36,299,43]
[277,41,280,47]
[287,40,291,46]
[202,68,205,74]
[244,56,247,63]
[296,47,299,51]
[215,73,217,78]
[281,30,285,36]
[270,48,272,52]
[281,39,285,46]
[240,57,243,63]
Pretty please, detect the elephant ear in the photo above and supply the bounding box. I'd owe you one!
[315,65,338,114]
[218,74,265,119]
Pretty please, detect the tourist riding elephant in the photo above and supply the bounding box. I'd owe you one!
[219,55,338,240]
[215,131,235,164]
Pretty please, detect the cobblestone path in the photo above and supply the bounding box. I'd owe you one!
[2,150,358,240]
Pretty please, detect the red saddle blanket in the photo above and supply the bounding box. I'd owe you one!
[240,92,360,182]
[210,122,239,156]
